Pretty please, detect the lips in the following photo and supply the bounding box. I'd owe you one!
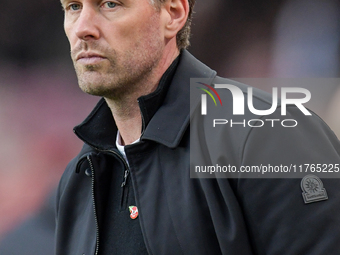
[76,52,106,65]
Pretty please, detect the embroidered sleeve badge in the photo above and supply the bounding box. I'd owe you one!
[301,175,328,204]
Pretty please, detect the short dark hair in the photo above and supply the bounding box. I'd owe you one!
[153,0,196,50]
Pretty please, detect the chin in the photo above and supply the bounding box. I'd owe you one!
[78,79,116,98]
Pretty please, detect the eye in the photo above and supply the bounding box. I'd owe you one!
[69,3,81,11]
[103,2,117,8]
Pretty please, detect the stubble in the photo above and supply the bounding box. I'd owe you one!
[71,14,164,101]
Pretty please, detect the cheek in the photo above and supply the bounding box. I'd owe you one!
[113,22,159,51]
[64,25,73,45]
[103,25,137,53]
[106,10,158,44]
[63,18,79,49]
[65,30,78,50]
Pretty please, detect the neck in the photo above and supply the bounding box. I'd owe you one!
[106,42,179,145]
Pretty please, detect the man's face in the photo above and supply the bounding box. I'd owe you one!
[62,0,165,99]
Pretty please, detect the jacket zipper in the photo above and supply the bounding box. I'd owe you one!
[121,169,130,187]
[101,149,130,210]
[87,155,100,255]
[86,148,130,254]
[120,169,130,209]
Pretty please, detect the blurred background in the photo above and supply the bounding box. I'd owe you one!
[0,0,340,253]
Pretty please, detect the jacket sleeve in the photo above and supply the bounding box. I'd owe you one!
[232,106,340,254]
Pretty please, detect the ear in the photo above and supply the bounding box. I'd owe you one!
[161,0,189,40]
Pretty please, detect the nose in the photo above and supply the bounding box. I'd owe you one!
[75,6,100,41]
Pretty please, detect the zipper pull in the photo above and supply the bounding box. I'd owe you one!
[121,170,130,187]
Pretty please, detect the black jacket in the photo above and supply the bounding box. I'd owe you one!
[55,50,340,254]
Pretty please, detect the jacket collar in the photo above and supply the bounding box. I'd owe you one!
[74,50,216,150]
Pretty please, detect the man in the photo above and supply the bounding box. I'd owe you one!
[55,0,340,254]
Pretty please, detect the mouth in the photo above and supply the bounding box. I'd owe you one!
[76,52,107,65]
